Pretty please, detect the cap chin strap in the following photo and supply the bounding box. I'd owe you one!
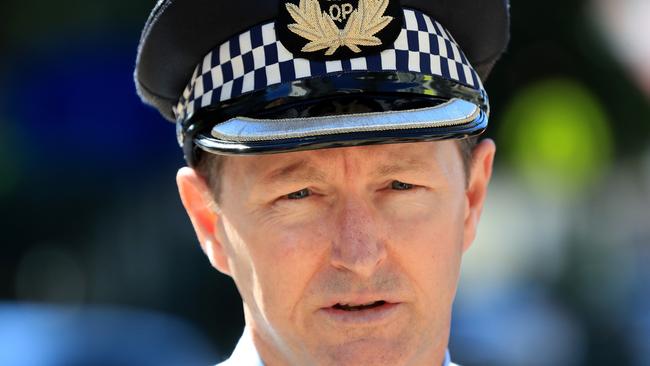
[211,98,479,143]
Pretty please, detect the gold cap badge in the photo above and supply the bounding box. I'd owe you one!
[277,0,403,59]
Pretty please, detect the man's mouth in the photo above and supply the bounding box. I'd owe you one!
[332,300,387,311]
[321,299,400,324]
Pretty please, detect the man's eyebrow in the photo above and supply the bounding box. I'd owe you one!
[374,158,432,177]
[261,159,328,184]
[260,157,431,184]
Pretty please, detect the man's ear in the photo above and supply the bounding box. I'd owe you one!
[462,138,496,253]
[176,167,231,275]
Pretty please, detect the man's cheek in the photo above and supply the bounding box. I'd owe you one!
[252,232,321,292]
[387,210,453,244]
[256,264,309,328]
[267,221,331,259]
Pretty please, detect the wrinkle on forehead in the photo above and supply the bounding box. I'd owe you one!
[223,141,462,193]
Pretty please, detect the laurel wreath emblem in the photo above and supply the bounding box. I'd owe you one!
[285,0,394,55]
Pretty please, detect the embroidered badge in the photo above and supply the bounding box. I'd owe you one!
[277,0,402,60]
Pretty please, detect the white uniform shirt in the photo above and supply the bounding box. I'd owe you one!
[217,328,458,365]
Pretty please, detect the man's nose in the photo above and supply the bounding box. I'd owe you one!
[330,197,387,278]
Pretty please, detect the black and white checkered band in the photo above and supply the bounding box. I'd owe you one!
[173,8,484,123]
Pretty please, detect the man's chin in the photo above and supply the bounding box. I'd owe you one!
[315,336,415,366]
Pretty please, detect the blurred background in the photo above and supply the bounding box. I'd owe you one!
[1,0,648,365]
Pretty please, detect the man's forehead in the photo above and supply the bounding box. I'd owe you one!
[224,141,459,180]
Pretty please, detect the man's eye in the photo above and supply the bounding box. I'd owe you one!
[391,180,414,191]
[286,188,311,200]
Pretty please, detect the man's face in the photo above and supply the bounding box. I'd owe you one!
[179,140,494,366]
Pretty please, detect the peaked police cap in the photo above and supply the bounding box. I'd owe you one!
[135,0,510,164]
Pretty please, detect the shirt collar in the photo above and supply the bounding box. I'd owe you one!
[221,327,264,366]
[223,328,456,366]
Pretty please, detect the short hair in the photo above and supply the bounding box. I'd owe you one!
[195,136,478,202]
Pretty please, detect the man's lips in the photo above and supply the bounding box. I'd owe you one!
[332,300,387,311]
[323,295,401,309]
[318,297,403,324]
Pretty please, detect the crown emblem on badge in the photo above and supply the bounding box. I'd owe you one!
[285,0,394,56]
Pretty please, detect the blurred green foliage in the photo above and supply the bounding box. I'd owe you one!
[500,79,613,196]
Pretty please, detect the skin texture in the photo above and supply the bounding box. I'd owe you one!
[177,139,496,366]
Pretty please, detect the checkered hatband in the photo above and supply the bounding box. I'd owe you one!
[173,8,484,123]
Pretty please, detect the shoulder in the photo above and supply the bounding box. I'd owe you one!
[213,359,233,366]
[214,328,265,366]
[214,352,261,366]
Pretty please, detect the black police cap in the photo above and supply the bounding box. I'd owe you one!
[135,0,510,163]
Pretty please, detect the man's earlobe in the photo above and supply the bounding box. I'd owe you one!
[176,167,231,275]
[462,139,496,253]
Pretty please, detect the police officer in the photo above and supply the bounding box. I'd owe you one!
[135,1,509,365]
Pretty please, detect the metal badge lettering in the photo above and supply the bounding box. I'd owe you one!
[285,0,393,56]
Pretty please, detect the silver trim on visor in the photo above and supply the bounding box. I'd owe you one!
[211,98,480,143]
